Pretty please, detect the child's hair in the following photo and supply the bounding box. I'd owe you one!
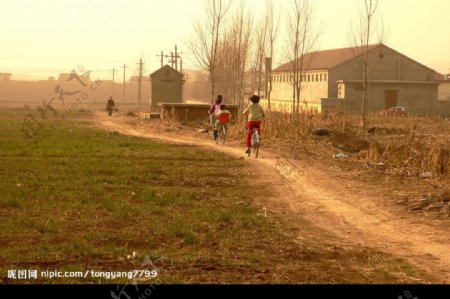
[215,95,223,104]
[220,104,226,110]
[250,95,260,103]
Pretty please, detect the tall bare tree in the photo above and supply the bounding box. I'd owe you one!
[249,16,268,98]
[348,0,384,129]
[265,0,280,112]
[285,0,318,119]
[188,0,231,104]
[233,3,252,107]
[214,1,252,107]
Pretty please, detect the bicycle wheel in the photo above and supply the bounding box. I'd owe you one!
[221,125,227,145]
[253,131,260,158]
[214,129,219,145]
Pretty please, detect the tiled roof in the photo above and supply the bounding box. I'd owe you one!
[274,44,380,72]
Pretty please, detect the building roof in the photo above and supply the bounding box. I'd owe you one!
[150,65,183,78]
[273,43,442,79]
[274,44,380,72]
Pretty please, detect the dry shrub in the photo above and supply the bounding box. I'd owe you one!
[227,110,450,180]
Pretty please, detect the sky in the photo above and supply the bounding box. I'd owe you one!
[0,0,449,80]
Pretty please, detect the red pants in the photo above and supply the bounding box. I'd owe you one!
[246,121,261,148]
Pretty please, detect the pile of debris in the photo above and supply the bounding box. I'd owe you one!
[396,191,450,217]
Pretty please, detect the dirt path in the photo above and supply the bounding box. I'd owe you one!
[94,113,450,283]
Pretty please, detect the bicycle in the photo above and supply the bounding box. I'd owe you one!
[248,128,260,158]
[215,123,227,145]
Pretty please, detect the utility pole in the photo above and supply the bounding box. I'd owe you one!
[111,68,118,98]
[159,46,182,71]
[175,45,178,71]
[122,64,128,110]
[156,51,164,68]
[173,45,183,72]
[137,58,145,112]
[170,52,174,68]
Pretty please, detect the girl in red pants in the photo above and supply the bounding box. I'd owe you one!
[242,95,265,154]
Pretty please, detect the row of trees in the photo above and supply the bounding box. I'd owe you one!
[188,0,282,108]
[188,0,383,127]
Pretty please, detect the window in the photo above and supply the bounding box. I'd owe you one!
[316,74,319,81]
[307,74,310,82]
[320,74,323,81]
[324,74,327,81]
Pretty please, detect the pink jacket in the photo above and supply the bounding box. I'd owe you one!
[208,104,221,115]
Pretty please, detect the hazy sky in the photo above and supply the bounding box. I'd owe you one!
[1,0,449,80]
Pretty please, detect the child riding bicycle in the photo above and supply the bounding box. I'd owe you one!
[215,104,231,135]
[242,95,265,154]
[208,95,223,140]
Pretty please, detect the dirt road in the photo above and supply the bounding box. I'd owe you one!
[94,112,450,283]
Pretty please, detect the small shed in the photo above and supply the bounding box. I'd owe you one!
[150,65,183,112]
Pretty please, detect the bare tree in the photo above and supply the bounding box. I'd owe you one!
[214,1,252,107]
[348,0,384,129]
[233,4,252,107]
[249,15,268,98]
[188,0,231,104]
[265,0,280,112]
[285,0,318,119]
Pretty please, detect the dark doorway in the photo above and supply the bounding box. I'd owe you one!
[385,90,398,108]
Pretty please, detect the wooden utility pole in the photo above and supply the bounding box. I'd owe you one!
[174,45,183,72]
[137,58,145,112]
[111,68,118,98]
[156,51,164,68]
[158,46,183,71]
[170,53,174,68]
[122,64,128,110]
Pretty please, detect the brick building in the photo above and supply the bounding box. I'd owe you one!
[267,43,442,115]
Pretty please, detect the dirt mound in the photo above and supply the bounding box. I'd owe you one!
[330,132,370,153]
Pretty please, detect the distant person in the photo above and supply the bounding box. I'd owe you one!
[208,95,223,140]
[242,95,265,154]
[106,96,115,116]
